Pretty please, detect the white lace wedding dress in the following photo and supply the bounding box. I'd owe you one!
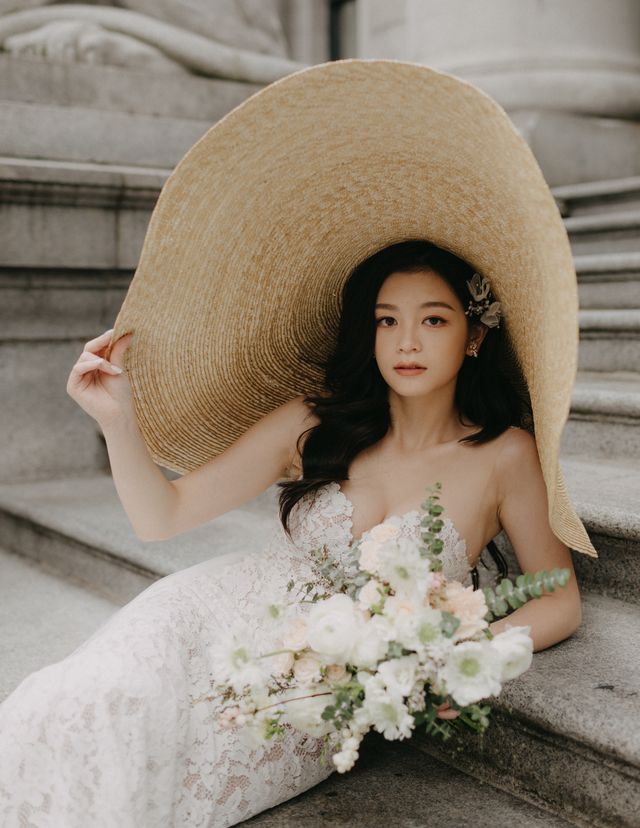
[0,480,472,827]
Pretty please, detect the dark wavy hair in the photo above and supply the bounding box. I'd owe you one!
[277,239,529,589]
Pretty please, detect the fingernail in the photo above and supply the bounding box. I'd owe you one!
[110,365,123,374]
[105,328,114,334]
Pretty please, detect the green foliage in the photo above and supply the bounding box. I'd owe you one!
[482,568,571,619]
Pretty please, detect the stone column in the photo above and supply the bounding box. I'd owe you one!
[351,0,640,185]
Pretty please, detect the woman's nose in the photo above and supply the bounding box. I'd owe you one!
[398,327,421,352]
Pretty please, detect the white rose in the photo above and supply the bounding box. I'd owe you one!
[368,523,400,543]
[358,539,382,574]
[325,663,349,683]
[306,593,362,662]
[357,578,385,610]
[444,581,490,641]
[281,617,309,651]
[270,650,294,676]
[293,653,323,685]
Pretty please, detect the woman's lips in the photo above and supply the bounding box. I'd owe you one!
[394,367,427,375]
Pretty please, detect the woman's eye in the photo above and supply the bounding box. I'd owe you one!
[375,317,395,326]
[424,316,445,326]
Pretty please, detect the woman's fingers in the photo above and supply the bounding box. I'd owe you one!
[74,354,122,375]
[436,707,459,719]
[435,700,460,720]
[83,328,114,356]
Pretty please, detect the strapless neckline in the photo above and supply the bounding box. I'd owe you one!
[329,480,468,554]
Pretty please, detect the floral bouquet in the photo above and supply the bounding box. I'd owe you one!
[195,482,570,774]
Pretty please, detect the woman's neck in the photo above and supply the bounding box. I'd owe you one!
[386,387,467,451]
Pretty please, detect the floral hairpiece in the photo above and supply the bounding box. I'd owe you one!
[464,272,502,328]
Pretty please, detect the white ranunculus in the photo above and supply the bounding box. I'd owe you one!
[377,654,420,699]
[306,593,362,662]
[349,614,394,669]
[490,624,533,681]
[438,640,503,707]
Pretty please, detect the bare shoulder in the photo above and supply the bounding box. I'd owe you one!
[493,426,546,522]
[495,426,539,470]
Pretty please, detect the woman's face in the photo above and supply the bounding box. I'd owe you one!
[374,268,483,398]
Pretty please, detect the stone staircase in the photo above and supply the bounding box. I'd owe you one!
[1,173,639,826]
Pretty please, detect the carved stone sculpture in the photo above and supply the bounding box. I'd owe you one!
[0,1,305,83]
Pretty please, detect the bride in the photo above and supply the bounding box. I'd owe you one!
[0,238,582,827]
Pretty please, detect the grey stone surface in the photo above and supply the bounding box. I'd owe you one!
[243,733,575,827]
[0,473,281,602]
[0,341,113,482]
[559,454,640,542]
[0,545,118,702]
[553,175,640,218]
[561,370,640,460]
[566,210,640,256]
[1,99,216,167]
[511,110,640,187]
[573,251,640,309]
[577,310,640,372]
[0,52,264,119]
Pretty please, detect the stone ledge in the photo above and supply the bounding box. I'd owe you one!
[0,54,264,121]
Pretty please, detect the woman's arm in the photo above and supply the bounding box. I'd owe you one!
[102,394,318,542]
[488,428,583,652]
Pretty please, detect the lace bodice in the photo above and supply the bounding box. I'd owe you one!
[284,480,473,587]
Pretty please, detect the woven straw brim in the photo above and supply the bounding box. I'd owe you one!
[109,58,598,559]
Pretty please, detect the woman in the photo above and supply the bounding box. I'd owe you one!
[0,239,582,827]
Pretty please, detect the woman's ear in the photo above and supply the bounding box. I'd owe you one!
[470,322,489,348]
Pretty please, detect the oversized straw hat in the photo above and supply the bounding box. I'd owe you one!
[108,57,598,559]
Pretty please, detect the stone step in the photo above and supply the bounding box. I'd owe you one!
[564,209,640,256]
[0,473,280,605]
[563,370,640,460]
[0,546,119,703]
[246,731,578,827]
[0,155,167,270]
[575,251,640,309]
[578,308,640,372]
[555,455,640,605]
[415,590,640,828]
[0,546,577,828]
[553,174,640,218]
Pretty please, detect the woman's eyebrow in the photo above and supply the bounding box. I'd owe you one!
[375,301,455,310]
